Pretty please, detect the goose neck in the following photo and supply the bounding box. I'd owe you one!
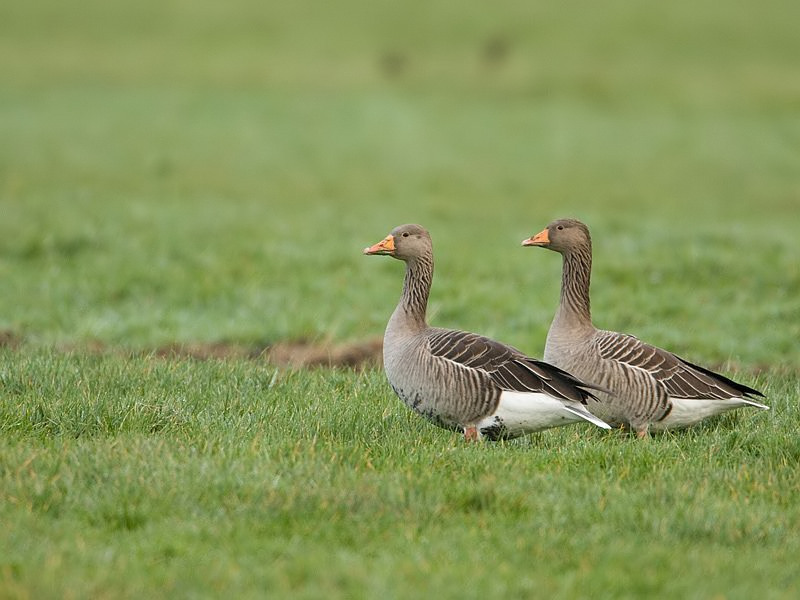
[555,245,594,330]
[393,254,432,332]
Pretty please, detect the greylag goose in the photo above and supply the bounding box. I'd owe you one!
[523,219,768,437]
[363,223,611,440]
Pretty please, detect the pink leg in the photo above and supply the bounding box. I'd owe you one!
[464,426,479,442]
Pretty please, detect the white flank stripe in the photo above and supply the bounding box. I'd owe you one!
[476,391,610,435]
[654,396,770,430]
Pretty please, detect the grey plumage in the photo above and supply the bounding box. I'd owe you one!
[523,218,768,436]
[364,223,610,440]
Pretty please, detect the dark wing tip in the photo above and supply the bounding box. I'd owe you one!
[676,356,765,398]
[523,358,603,405]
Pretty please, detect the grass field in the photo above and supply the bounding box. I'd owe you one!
[2,0,799,597]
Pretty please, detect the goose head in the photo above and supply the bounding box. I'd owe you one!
[522,218,591,254]
[363,224,432,261]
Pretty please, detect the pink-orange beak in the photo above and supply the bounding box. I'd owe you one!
[363,234,395,255]
[522,228,550,247]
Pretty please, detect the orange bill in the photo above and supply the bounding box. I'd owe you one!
[363,234,395,255]
[522,228,549,247]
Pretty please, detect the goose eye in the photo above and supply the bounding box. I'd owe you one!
[402,232,410,237]
[556,225,564,231]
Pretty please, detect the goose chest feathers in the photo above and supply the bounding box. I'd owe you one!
[523,218,768,437]
[364,224,610,441]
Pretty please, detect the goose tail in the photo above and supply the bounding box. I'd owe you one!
[564,403,612,429]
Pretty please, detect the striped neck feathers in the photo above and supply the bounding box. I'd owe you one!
[556,241,594,330]
[395,253,433,332]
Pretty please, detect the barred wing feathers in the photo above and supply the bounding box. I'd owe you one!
[427,328,597,405]
[596,331,765,402]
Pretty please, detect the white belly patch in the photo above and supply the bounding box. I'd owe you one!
[653,397,769,430]
[476,390,582,437]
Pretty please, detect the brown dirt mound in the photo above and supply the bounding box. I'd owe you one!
[152,337,383,368]
[3,329,382,369]
[266,338,383,368]
[0,330,24,348]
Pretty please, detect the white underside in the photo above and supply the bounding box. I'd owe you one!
[476,390,610,435]
[651,396,769,431]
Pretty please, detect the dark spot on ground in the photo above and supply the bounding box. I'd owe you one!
[0,330,24,348]
[482,35,510,65]
[379,51,408,77]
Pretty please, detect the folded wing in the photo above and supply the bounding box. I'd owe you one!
[595,331,765,401]
[427,328,597,405]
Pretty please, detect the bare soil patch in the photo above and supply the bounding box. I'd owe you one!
[2,329,383,368]
[0,330,24,348]
[152,337,383,368]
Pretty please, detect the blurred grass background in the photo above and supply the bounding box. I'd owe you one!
[2,0,798,365]
[2,2,800,598]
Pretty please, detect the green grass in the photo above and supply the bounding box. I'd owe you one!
[2,0,800,597]
[2,351,799,598]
